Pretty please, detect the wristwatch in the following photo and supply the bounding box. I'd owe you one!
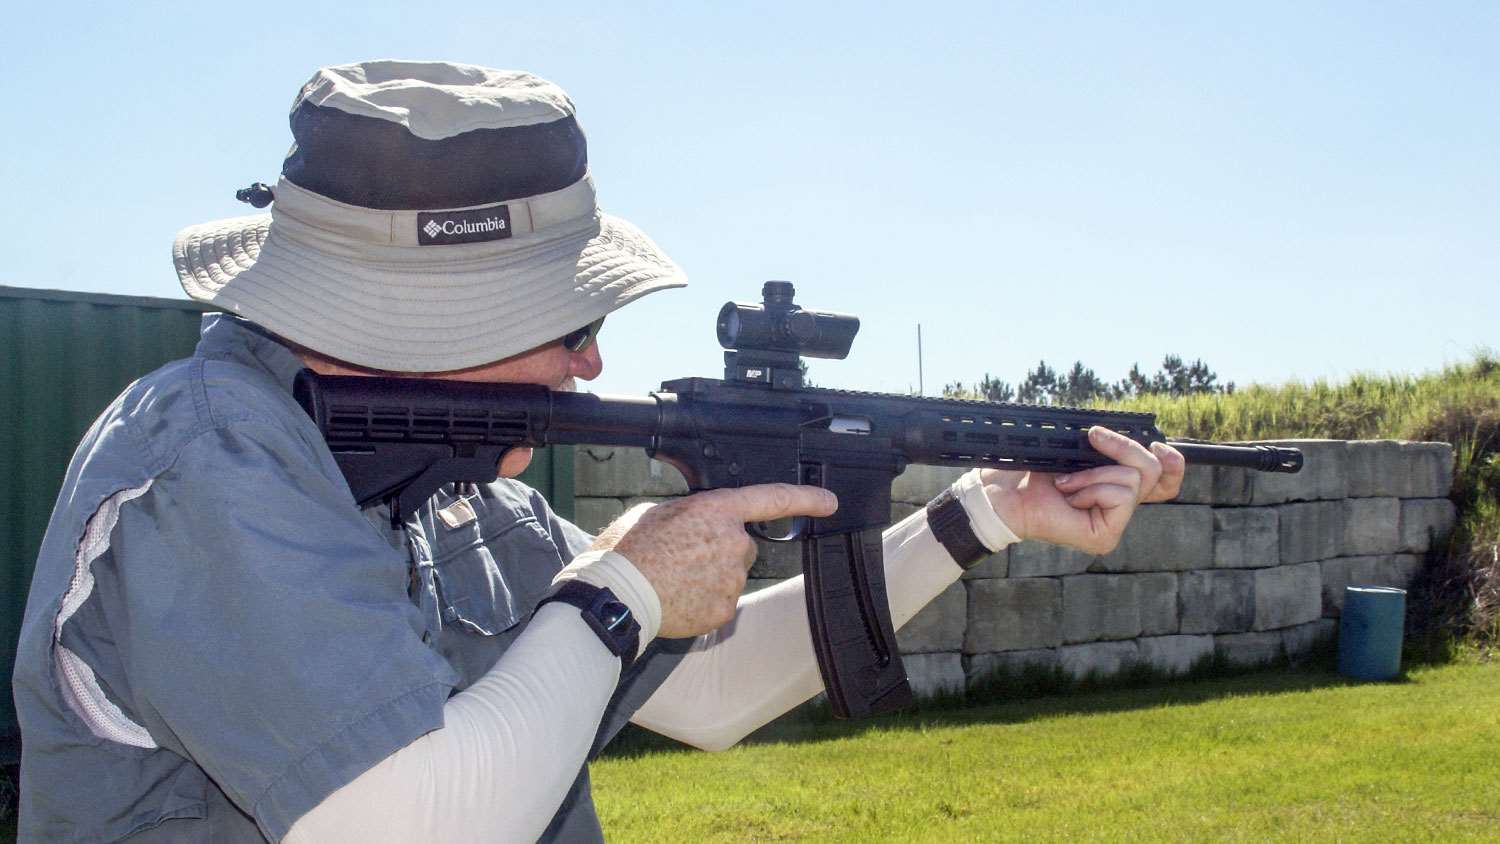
[538,580,641,672]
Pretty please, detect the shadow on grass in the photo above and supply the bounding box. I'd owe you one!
[600,638,1454,760]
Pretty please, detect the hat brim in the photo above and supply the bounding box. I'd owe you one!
[173,210,686,372]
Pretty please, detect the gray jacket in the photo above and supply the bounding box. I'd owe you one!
[14,315,684,842]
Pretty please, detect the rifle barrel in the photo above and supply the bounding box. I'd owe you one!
[1168,440,1303,473]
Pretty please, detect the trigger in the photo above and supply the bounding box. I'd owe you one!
[748,516,810,542]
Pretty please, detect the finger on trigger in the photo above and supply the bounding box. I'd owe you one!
[733,483,839,523]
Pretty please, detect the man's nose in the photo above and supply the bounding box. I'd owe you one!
[570,341,603,381]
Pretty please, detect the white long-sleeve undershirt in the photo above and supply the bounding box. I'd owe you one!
[285,470,1015,842]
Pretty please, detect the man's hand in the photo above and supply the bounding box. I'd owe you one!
[590,484,839,638]
[980,427,1185,555]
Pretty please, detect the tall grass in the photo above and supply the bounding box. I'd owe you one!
[1100,352,1500,650]
[1096,353,1499,443]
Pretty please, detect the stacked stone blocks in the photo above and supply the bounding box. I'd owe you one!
[571,439,1456,697]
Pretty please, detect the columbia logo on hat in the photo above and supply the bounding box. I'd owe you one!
[417,204,513,245]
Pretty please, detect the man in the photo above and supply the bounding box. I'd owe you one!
[14,60,1183,842]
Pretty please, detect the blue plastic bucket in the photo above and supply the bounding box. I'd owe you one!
[1337,586,1406,681]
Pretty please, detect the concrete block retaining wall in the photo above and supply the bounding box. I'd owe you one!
[571,440,1457,697]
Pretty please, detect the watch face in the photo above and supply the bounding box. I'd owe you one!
[600,601,632,633]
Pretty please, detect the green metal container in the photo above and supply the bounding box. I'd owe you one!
[0,285,573,753]
[1,286,210,754]
[1337,586,1407,681]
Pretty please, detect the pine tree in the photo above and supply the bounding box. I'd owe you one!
[978,373,1016,403]
[1058,361,1104,406]
[1018,360,1059,404]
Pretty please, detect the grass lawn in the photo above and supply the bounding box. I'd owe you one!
[2,661,1493,841]
[591,659,1500,842]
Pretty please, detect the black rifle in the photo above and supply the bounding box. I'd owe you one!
[294,282,1302,719]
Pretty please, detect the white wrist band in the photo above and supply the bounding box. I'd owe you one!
[953,469,1021,551]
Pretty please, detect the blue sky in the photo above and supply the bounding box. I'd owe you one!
[2,2,1495,397]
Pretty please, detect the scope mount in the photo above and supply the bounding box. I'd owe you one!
[724,347,806,390]
[719,281,859,390]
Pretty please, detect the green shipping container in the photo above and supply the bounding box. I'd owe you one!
[0,286,573,756]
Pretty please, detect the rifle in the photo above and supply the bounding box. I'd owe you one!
[293,281,1302,719]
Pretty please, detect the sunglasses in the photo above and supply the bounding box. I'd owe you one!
[560,316,606,353]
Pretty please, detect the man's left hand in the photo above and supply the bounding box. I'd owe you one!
[980,426,1186,555]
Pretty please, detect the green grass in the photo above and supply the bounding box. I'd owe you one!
[3,663,1492,843]
[591,659,1500,842]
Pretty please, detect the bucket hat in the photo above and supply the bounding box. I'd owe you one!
[173,60,686,372]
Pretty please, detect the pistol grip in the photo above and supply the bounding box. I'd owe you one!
[802,527,915,719]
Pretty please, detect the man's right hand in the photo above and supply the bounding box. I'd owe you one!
[589,484,838,639]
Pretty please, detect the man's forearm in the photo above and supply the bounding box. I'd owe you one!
[284,604,621,842]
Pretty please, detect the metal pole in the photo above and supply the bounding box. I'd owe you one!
[917,324,924,395]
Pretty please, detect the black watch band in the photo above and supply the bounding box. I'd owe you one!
[539,580,641,673]
[926,488,989,569]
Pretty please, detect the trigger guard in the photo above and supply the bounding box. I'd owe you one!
[748,515,810,542]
